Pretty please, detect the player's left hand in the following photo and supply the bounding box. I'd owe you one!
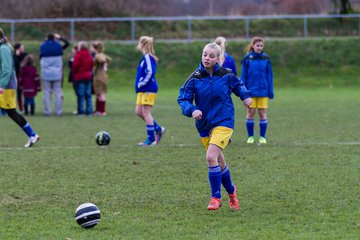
[242,97,252,109]
[0,88,4,94]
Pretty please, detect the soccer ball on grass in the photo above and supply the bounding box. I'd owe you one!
[75,203,101,228]
[95,131,111,146]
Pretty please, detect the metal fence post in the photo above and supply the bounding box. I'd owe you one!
[304,16,308,38]
[70,20,75,42]
[245,17,250,39]
[10,21,15,42]
[187,17,192,43]
[131,19,135,43]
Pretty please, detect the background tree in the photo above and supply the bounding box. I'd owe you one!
[0,0,359,18]
[332,0,356,13]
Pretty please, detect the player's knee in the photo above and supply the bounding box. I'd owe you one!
[206,154,218,165]
[135,109,143,118]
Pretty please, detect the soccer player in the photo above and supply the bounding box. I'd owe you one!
[0,28,39,147]
[177,42,252,210]
[214,36,237,75]
[240,37,274,144]
[134,36,165,146]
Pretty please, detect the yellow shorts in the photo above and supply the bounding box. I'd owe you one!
[0,89,16,109]
[200,126,233,150]
[136,92,157,106]
[249,97,268,109]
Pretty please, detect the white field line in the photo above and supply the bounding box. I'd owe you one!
[1,142,360,151]
[293,141,360,146]
[0,143,198,151]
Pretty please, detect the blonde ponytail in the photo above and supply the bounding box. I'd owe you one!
[137,36,158,62]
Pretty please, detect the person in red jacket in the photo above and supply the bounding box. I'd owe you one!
[19,55,41,115]
[73,41,94,115]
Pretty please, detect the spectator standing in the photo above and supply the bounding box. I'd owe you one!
[73,41,93,115]
[39,33,69,116]
[92,41,112,116]
[19,55,41,115]
[13,43,27,111]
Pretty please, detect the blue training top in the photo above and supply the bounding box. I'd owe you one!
[135,53,158,93]
[222,52,237,76]
[177,63,250,137]
[240,50,274,99]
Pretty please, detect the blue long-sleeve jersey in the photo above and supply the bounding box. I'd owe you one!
[135,53,158,93]
[222,52,237,76]
[240,51,274,99]
[177,63,250,137]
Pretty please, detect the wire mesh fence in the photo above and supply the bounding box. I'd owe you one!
[0,14,359,43]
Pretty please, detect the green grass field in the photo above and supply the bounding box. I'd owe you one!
[0,87,359,239]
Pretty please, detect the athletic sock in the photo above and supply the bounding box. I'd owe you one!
[259,119,268,138]
[246,118,255,137]
[96,99,100,112]
[146,124,155,142]
[153,120,161,133]
[99,101,105,113]
[22,122,36,138]
[221,165,235,194]
[208,165,222,199]
[102,100,106,113]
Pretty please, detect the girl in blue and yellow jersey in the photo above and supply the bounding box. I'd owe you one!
[178,43,252,211]
[135,36,165,146]
[240,37,274,144]
[0,28,39,147]
[215,36,237,75]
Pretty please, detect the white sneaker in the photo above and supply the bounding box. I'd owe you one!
[137,138,156,146]
[155,127,166,144]
[24,134,40,148]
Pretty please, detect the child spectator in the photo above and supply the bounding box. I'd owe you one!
[92,41,112,116]
[73,41,93,115]
[19,55,41,115]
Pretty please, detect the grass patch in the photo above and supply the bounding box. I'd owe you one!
[0,87,359,239]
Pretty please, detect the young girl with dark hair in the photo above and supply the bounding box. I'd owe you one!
[19,54,41,115]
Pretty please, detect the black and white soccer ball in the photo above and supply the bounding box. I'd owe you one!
[75,203,101,228]
[95,131,111,146]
